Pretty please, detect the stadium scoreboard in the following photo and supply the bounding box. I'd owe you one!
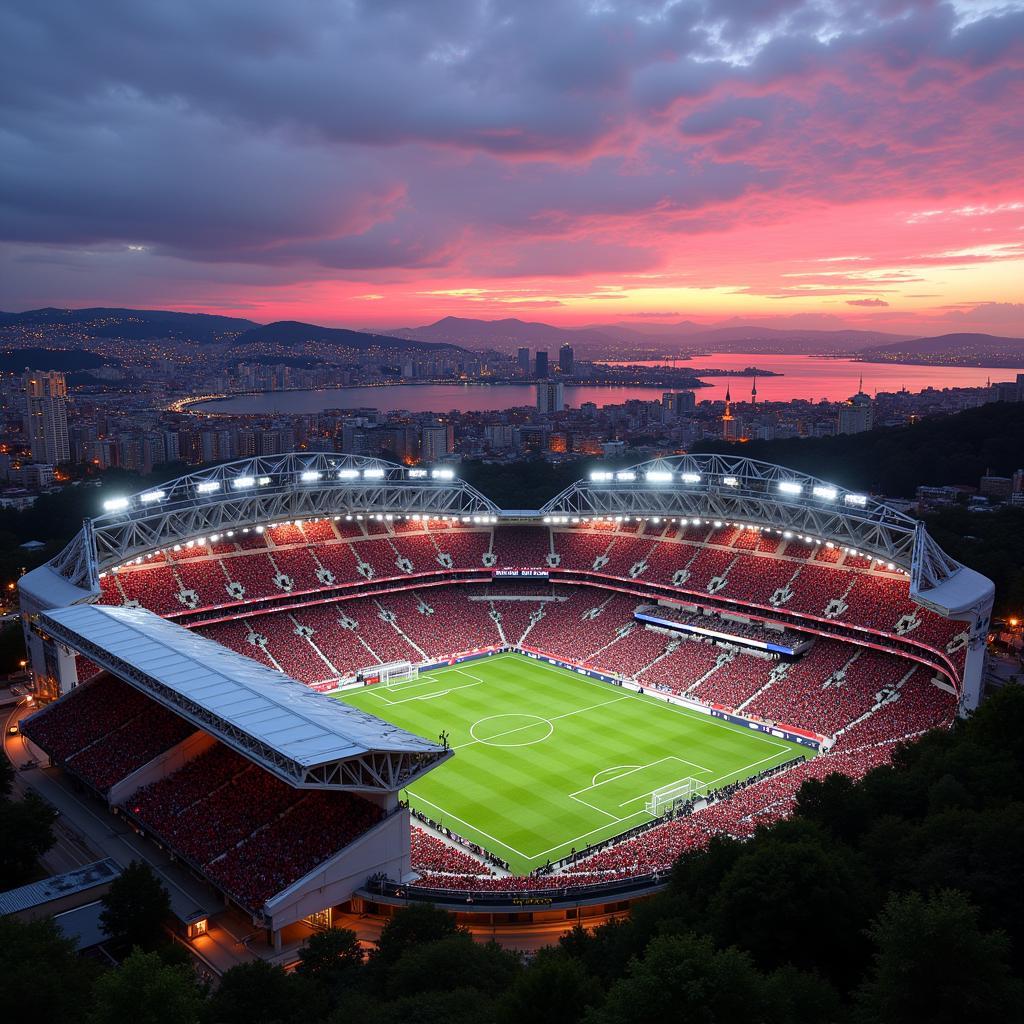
[492,568,550,579]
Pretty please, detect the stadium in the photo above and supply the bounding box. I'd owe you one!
[17,452,993,948]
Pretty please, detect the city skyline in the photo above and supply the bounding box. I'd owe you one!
[1,1,1022,336]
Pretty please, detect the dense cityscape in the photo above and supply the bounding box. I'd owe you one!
[3,2,1024,1023]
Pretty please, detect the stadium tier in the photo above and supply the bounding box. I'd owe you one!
[96,520,970,677]
[20,454,990,907]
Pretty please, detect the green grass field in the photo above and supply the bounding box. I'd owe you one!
[335,652,809,873]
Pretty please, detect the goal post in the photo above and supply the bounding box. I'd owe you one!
[645,777,706,816]
[359,661,418,686]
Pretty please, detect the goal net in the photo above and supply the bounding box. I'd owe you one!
[360,661,418,686]
[645,777,706,816]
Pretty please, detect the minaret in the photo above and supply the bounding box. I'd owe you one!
[722,384,737,440]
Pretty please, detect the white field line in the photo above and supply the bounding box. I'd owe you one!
[520,653,796,755]
[455,693,632,750]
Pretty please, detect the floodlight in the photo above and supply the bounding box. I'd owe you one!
[812,485,838,500]
[844,493,868,507]
[431,468,455,480]
[196,481,219,494]
[300,470,321,482]
[778,481,802,495]
[645,471,673,483]
[680,472,701,484]
[232,476,256,489]
[363,467,385,479]
[140,490,165,503]
[723,476,739,486]
[103,496,130,512]
[615,471,636,481]
[408,468,428,478]
[338,468,359,479]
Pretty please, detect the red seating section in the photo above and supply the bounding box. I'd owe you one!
[22,675,194,793]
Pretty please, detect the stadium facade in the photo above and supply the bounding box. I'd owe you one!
[17,453,993,941]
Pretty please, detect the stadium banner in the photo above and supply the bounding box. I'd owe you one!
[419,645,504,673]
[634,610,801,656]
[492,568,550,579]
[707,707,824,749]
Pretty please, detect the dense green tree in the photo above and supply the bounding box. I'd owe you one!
[708,819,874,986]
[586,933,765,1024]
[386,933,520,998]
[795,770,872,844]
[0,752,14,797]
[0,790,57,883]
[99,861,171,952]
[0,916,96,1023]
[854,890,1024,1024]
[370,902,461,969]
[496,948,597,1024]
[205,959,327,1024]
[89,949,203,1024]
[295,927,364,982]
[558,918,641,988]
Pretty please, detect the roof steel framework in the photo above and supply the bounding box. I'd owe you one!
[539,454,983,610]
[36,451,989,618]
[48,453,498,591]
[37,604,450,793]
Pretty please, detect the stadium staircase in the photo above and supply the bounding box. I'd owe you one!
[488,601,508,645]
[287,614,341,677]
[833,663,919,740]
[374,599,429,660]
[684,648,734,695]
[736,661,790,712]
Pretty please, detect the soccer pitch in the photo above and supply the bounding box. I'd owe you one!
[335,652,810,874]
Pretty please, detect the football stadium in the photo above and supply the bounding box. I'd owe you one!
[16,452,993,947]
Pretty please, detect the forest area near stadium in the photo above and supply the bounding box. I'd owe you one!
[336,652,809,873]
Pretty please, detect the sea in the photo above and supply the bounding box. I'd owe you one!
[190,353,1011,416]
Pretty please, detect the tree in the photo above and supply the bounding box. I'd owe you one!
[371,903,461,969]
[708,819,874,986]
[88,949,203,1024]
[295,927,364,983]
[854,890,1024,1024]
[99,861,171,952]
[385,933,520,998]
[0,750,14,797]
[795,770,872,843]
[204,959,326,1024]
[497,948,596,1024]
[586,933,765,1024]
[0,790,57,883]
[0,916,95,1023]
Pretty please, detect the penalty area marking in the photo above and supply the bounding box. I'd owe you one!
[591,765,643,787]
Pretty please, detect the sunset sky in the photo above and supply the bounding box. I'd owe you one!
[1,0,1022,335]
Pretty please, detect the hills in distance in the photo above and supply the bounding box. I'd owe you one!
[0,308,464,354]
[387,315,915,353]
[1,307,1022,366]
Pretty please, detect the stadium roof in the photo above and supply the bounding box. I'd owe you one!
[39,604,450,792]
[0,858,121,917]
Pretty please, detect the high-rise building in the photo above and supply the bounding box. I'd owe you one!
[535,350,549,378]
[662,391,696,416]
[837,377,874,435]
[23,370,70,464]
[558,343,574,375]
[421,423,454,461]
[537,380,565,414]
[517,347,531,375]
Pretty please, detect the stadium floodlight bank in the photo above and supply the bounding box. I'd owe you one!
[19,452,993,714]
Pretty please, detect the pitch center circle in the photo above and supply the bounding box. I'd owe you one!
[470,713,554,747]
